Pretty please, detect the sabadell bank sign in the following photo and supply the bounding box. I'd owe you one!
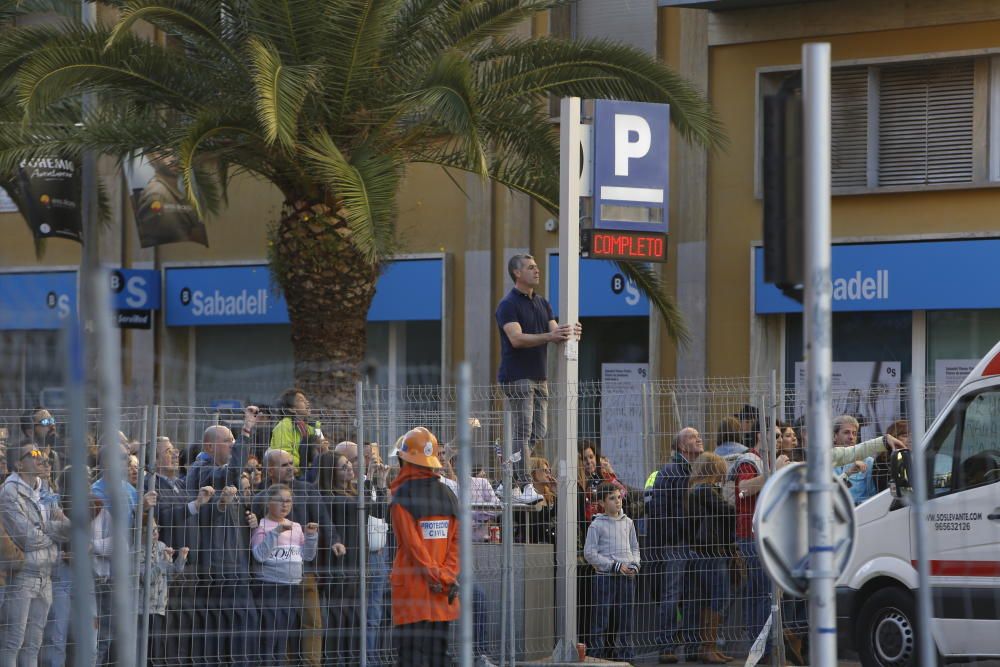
[167,266,288,325]
[754,239,1000,314]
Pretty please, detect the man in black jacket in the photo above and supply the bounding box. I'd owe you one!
[185,424,258,666]
[646,427,703,664]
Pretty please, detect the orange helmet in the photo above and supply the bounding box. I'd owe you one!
[396,426,442,469]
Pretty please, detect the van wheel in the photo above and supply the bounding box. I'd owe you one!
[856,588,917,667]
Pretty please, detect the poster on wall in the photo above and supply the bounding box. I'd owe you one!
[127,154,208,248]
[794,361,901,441]
[16,156,82,242]
[934,359,978,414]
[600,363,648,488]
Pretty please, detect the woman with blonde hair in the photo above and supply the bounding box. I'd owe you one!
[686,453,737,664]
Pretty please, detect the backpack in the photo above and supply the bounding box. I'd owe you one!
[721,450,764,507]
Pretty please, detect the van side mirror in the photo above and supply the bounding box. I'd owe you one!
[888,449,913,499]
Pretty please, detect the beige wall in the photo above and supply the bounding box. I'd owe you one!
[706,19,1000,377]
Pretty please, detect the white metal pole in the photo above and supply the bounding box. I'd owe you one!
[356,381,368,667]
[907,375,935,667]
[802,42,837,667]
[554,96,582,662]
[456,363,474,667]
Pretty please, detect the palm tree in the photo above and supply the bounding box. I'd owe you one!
[0,0,724,409]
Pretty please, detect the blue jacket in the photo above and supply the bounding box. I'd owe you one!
[645,452,692,556]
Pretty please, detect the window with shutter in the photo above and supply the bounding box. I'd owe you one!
[878,60,975,187]
[831,67,869,189]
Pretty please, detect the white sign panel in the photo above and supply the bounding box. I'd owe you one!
[794,361,901,441]
[600,363,648,488]
[934,359,978,414]
[0,187,17,213]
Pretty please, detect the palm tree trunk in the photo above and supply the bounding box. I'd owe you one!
[272,201,378,411]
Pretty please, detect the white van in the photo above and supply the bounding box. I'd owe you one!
[836,341,1000,666]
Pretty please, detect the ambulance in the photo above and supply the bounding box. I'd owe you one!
[836,341,1000,666]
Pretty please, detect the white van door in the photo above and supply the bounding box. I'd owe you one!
[917,386,1000,657]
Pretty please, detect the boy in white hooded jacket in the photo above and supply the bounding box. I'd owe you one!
[584,482,641,661]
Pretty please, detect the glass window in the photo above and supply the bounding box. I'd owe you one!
[194,321,442,406]
[955,390,1000,492]
[926,388,1000,497]
[785,311,912,384]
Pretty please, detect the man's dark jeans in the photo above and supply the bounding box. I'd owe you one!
[591,573,637,661]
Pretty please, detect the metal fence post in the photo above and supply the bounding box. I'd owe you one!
[356,380,369,667]
[503,411,516,666]
[457,364,474,667]
[764,378,785,667]
[803,41,837,667]
[63,317,96,667]
[500,410,511,667]
[554,95,581,663]
[139,406,159,667]
[907,376,935,667]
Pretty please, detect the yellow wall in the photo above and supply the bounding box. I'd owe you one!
[706,19,1000,377]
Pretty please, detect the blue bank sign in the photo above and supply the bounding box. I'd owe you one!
[165,259,443,326]
[0,269,160,330]
[548,253,649,318]
[593,100,670,233]
[754,239,1000,313]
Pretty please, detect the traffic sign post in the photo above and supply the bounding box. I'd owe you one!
[556,97,671,662]
[754,463,857,597]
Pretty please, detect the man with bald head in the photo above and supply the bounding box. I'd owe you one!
[647,427,703,663]
[185,418,260,666]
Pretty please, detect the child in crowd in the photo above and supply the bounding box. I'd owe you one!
[139,517,188,665]
[583,482,640,661]
[250,484,318,666]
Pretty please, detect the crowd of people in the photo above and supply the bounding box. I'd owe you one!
[0,393,911,667]
[0,395,467,667]
[570,405,909,665]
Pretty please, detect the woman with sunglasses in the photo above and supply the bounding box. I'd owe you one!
[19,410,61,491]
[0,441,70,665]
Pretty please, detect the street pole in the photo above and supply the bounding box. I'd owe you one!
[802,42,837,667]
[907,376,935,667]
[456,363,474,667]
[554,96,582,662]
[356,381,368,667]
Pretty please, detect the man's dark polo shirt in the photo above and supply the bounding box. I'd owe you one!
[496,287,554,383]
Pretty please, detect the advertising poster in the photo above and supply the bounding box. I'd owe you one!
[16,156,82,242]
[127,154,208,248]
[795,361,901,440]
[600,363,648,487]
[934,359,978,414]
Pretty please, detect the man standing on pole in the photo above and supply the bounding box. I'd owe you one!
[496,254,581,480]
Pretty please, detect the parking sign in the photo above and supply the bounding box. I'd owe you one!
[593,100,670,233]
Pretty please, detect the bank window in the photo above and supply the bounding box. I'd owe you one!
[759,55,989,194]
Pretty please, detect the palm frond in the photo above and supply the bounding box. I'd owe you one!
[477,37,727,151]
[17,25,219,117]
[298,129,400,262]
[395,50,489,178]
[107,0,247,72]
[618,261,690,347]
[247,37,317,151]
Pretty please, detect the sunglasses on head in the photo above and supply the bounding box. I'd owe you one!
[36,418,55,427]
[20,449,47,462]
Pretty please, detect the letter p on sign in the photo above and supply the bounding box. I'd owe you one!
[593,99,670,233]
[614,114,652,176]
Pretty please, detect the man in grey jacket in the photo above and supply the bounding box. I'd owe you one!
[0,441,70,667]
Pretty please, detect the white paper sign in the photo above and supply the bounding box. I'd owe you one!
[795,361,901,440]
[934,359,978,414]
[0,187,17,213]
[600,363,648,488]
